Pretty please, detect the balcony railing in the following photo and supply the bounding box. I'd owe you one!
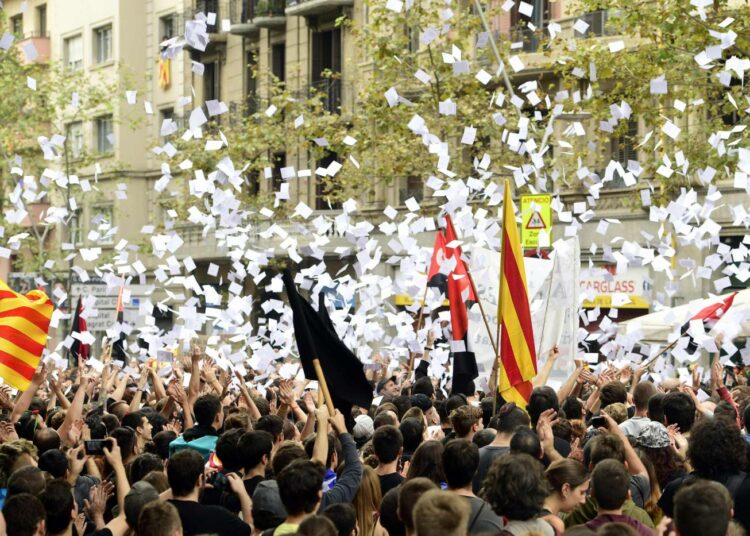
[309,79,342,114]
[510,26,544,53]
[16,32,50,64]
[254,0,286,27]
[194,0,221,32]
[285,0,354,17]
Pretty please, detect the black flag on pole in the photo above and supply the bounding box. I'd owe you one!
[282,270,373,428]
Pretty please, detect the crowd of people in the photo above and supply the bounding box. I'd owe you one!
[0,343,748,536]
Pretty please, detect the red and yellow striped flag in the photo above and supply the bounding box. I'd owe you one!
[0,279,53,391]
[498,180,537,407]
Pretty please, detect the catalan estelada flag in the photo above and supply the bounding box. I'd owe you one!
[498,181,537,407]
[0,279,53,391]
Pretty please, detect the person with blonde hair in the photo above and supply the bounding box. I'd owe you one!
[413,490,470,536]
[352,466,387,536]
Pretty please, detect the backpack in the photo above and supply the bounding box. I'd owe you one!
[168,434,218,461]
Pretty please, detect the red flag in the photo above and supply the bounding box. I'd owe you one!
[69,297,89,361]
[444,215,478,395]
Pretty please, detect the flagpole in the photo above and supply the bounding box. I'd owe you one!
[408,284,431,373]
[312,358,335,414]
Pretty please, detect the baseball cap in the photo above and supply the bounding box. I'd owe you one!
[252,480,287,530]
[376,375,397,394]
[353,415,374,445]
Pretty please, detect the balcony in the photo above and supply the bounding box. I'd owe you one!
[229,0,259,35]
[192,0,227,41]
[285,0,353,18]
[254,0,286,29]
[16,32,50,64]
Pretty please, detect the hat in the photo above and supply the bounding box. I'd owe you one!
[635,421,670,449]
[410,393,433,412]
[252,480,287,530]
[124,481,160,528]
[376,375,397,394]
[353,415,374,442]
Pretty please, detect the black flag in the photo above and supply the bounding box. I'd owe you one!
[69,297,89,361]
[282,270,373,427]
[111,286,127,363]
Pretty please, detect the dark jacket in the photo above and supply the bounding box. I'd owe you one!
[319,433,362,510]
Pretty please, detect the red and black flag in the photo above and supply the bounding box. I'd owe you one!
[426,230,448,295]
[69,297,89,361]
[111,286,127,362]
[680,292,736,354]
[444,215,479,396]
[282,270,373,429]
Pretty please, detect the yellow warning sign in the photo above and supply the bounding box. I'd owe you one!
[520,194,552,248]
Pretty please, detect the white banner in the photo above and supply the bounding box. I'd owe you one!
[467,237,580,391]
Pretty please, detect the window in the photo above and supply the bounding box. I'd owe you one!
[64,35,83,70]
[93,25,112,64]
[92,206,114,245]
[245,51,258,114]
[509,0,549,52]
[399,176,424,205]
[37,5,47,36]
[10,15,23,36]
[316,152,342,210]
[196,0,220,32]
[69,209,82,245]
[272,43,285,84]
[311,29,342,112]
[271,152,285,193]
[160,14,176,41]
[95,115,114,153]
[203,61,221,102]
[66,122,84,160]
[609,118,638,188]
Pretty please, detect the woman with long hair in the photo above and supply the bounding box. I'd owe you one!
[353,465,387,536]
[542,458,590,533]
[404,440,445,487]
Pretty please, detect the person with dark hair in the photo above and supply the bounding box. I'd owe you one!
[672,479,733,536]
[662,392,696,436]
[397,478,437,536]
[151,430,177,460]
[239,430,273,497]
[373,425,404,495]
[391,396,412,421]
[599,382,628,410]
[123,481,160,529]
[399,418,424,463]
[121,411,153,454]
[166,449,251,536]
[256,415,285,447]
[472,428,495,448]
[620,382,658,438]
[528,387,559,427]
[275,460,326,534]
[138,500,183,536]
[449,405,483,441]
[510,427,543,459]
[658,417,750,531]
[187,394,224,441]
[583,460,655,536]
[472,402,529,493]
[482,453,555,535]
[373,411,398,430]
[7,466,46,498]
[561,396,584,420]
[322,503,357,536]
[542,459,590,533]
[647,393,665,425]
[3,493,45,536]
[404,440,445,486]
[442,439,503,534]
[413,489,470,536]
[38,449,69,479]
[297,515,338,536]
[130,453,163,484]
[38,479,74,536]
[412,377,435,401]
[109,427,138,468]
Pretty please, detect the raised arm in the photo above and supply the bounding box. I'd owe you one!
[103,440,131,515]
[557,362,584,404]
[11,364,47,423]
[128,366,149,412]
[534,346,559,388]
[187,346,201,406]
[235,370,262,421]
[311,405,330,465]
[58,374,91,447]
[602,412,648,479]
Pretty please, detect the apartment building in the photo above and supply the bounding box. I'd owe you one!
[0,0,745,339]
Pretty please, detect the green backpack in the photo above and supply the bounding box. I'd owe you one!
[168,434,218,462]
